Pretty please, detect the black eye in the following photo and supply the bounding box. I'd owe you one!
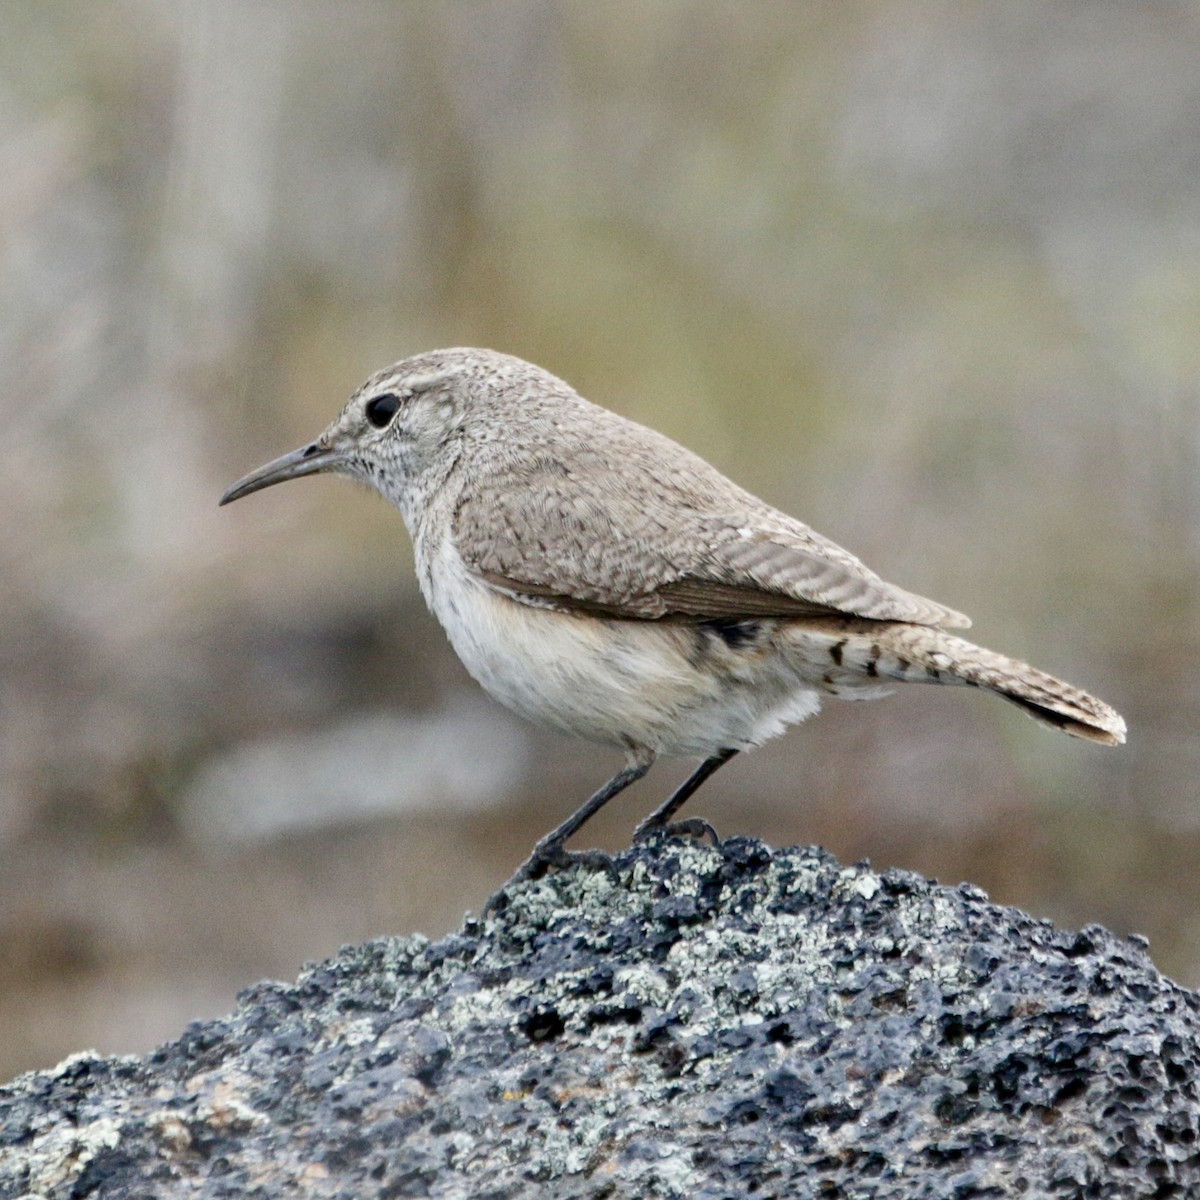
[365,392,401,429]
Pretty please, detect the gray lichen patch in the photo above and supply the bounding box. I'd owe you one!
[2,839,1198,1198]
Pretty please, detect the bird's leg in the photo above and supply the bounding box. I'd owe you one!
[633,747,740,845]
[483,748,655,915]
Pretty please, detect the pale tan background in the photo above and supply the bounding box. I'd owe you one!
[3,1,1198,1081]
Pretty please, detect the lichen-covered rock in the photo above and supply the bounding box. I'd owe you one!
[3,840,1198,1198]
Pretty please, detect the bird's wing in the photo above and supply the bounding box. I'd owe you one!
[453,448,970,630]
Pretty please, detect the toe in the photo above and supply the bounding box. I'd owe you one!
[481,845,616,917]
[634,816,721,846]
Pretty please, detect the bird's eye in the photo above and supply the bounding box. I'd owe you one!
[365,392,402,429]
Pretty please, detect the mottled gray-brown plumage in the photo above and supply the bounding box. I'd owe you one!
[221,348,1125,907]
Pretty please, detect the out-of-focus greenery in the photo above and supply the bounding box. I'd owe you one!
[3,1,1198,1079]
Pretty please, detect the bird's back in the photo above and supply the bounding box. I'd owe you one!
[449,367,970,631]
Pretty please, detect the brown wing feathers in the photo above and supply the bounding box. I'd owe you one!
[455,431,970,632]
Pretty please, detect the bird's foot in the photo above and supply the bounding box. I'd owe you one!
[481,842,618,918]
[632,815,721,847]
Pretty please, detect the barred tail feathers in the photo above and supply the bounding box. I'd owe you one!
[881,626,1125,745]
[802,621,1126,746]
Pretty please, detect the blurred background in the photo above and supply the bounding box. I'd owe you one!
[3,0,1198,1081]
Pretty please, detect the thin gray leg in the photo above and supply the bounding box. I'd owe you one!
[632,747,739,844]
[483,749,655,915]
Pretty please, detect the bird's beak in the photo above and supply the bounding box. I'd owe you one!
[219,441,346,506]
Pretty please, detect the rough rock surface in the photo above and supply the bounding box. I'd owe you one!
[3,839,1198,1198]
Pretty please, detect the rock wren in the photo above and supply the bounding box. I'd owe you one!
[221,348,1125,905]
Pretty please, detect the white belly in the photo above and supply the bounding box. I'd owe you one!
[417,539,825,757]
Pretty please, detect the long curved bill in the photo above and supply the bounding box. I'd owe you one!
[219,442,345,506]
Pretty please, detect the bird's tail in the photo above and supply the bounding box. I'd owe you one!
[797,620,1126,745]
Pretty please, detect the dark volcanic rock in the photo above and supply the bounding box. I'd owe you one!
[2,840,1198,1198]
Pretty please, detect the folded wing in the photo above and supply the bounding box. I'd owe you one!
[454,439,970,630]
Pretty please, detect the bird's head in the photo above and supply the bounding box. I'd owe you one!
[219,348,530,513]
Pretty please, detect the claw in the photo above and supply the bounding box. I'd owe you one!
[633,815,722,847]
[481,844,618,918]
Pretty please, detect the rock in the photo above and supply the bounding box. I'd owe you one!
[2,840,1198,1198]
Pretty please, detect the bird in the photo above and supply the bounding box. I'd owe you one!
[220,347,1126,910]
